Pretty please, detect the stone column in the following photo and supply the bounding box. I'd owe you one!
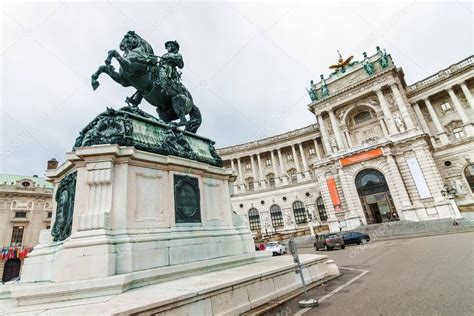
[329,110,345,149]
[298,143,311,179]
[379,118,389,139]
[313,138,322,160]
[277,148,288,185]
[230,159,235,172]
[424,98,449,145]
[447,87,473,136]
[291,145,302,181]
[317,113,332,154]
[390,82,414,129]
[343,129,353,148]
[375,88,397,135]
[386,154,412,210]
[257,153,266,189]
[237,157,245,192]
[337,168,364,228]
[298,143,308,171]
[270,150,278,176]
[459,82,474,110]
[250,155,257,180]
[412,102,430,135]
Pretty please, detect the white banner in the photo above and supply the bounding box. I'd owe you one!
[406,157,431,199]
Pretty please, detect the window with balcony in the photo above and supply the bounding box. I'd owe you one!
[11,226,24,245]
[246,177,255,191]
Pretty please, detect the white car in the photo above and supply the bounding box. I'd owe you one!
[266,241,287,256]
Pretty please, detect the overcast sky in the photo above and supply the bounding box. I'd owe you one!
[1,0,472,177]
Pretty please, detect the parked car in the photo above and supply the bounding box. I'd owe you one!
[340,232,371,245]
[314,233,345,251]
[266,241,287,255]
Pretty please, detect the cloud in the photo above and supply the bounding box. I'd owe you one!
[1,0,472,175]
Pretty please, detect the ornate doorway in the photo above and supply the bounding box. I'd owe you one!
[355,169,398,224]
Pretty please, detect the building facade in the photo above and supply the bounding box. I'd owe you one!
[217,50,474,235]
[0,174,53,282]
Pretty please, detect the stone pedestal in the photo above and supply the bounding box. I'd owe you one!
[21,145,255,283]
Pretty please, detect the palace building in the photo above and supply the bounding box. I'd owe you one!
[0,170,55,283]
[217,50,474,234]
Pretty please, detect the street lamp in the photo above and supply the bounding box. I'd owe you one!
[441,183,460,220]
[441,183,458,199]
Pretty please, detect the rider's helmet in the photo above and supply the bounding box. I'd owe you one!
[165,41,180,51]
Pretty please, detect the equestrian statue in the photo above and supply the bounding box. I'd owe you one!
[91,31,201,133]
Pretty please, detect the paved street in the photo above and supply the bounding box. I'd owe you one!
[267,232,474,316]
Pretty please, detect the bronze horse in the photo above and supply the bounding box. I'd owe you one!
[91,31,201,133]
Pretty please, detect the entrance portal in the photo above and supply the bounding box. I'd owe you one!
[2,258,21,283]
[355,169,398,224]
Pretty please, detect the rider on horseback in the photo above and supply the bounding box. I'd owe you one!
[158,41,183,96]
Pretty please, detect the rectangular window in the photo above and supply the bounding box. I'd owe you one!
[47,211,52,218]
[309,148,316,156]
[46,225,51,229]
[453,127,465,140]
[286,154,293,162]
[265,159,272,166]
[14,211,27,218]
[11,226,24,245]
[440,102,452,113]
[245,163,251,171]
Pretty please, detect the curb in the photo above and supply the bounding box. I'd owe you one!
[241,273,343,316]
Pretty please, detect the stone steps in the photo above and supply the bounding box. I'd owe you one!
[291,219,474,247]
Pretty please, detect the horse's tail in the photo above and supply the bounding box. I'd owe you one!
[186,104,202,134]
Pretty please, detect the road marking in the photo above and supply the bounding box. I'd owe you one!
[293,267,370,316]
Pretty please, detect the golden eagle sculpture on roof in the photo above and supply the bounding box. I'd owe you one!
[329,50,354,70]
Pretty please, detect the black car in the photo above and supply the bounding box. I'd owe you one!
[340,232,370,245]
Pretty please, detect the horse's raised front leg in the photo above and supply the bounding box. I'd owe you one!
[91,65,107,90]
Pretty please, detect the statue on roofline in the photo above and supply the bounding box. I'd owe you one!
[376,46,389,69]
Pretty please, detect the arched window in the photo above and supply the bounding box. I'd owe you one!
[248,208,261,231]
[292,201,307,224]
[316,197,328,221]
[464,165,474,193]
[354,111,373,125]
[270,205,284,228]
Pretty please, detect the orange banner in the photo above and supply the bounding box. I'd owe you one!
[326,177,342,212]
[340,148,383,167]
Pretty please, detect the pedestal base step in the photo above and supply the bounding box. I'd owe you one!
[2,254,339,315]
